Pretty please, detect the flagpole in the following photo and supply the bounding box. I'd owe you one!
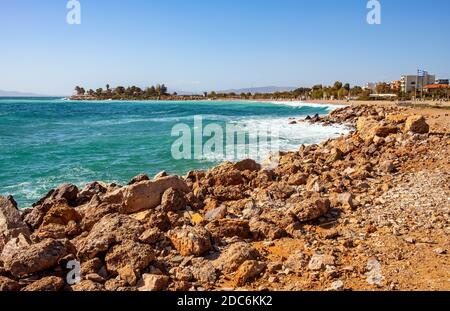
[415,69,418,102]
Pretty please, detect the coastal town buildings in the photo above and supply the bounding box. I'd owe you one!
[364,82,377,92]
[435,79,449,85]
[400,74,436,93]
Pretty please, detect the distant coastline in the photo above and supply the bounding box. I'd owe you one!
[67,82,450,109]
[65,95,450,111]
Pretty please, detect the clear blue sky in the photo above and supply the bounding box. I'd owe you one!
[1,0,449,95]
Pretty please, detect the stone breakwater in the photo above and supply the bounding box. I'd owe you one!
[1,104,449,291]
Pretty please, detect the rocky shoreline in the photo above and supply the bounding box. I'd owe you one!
[1,104,449,291]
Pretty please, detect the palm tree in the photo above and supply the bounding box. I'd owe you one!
[334,81,343,90]
[75,86,85,95]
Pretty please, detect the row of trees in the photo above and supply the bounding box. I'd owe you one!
[74,81,442,101]
[204,82,369,100]
[74,84,169,99]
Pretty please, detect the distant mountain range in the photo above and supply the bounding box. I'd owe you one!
[169,86,297,96]
[217,86,297,95]
[0,89,53,97]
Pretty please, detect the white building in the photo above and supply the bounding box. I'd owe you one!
[364,82,377,92]
[401,74,435,93]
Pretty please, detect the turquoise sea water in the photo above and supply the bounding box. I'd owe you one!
[0,98,348,208]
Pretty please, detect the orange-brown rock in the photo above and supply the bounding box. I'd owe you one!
[405,115,430,134]
[249,219,286,241]
[357,117,398,141]
[22,276,65,292]
[214,242,260,274]
[289,195,331,222]
[234,260,266,286]
[71,280,104,291]
[105,240,155,275]
[0,196,30,251]
[233,159,261,172]
[205,219,251,242]
[0,276,21,291]
[4,239,74,278]
[168,226,212,257]
[137,274,170,291]
[103,176,190,214]
[139,227,163,245]
[76,213,144,260]
[161,188,186,212]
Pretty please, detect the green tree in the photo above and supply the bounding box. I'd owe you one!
[115,86,125,95]
[334,81,343,90]
[376,83,391,94]
[338,88,349,99]
[160,84,168,96]
[75,86,85,95]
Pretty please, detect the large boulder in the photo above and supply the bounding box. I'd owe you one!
[249,219,286,241]
[404,115,430,134]
[4,239,73,278]
[212,185,247,201]
[160,188,186,212]
[21,276,65,292]
[29,203,83,242]
[387,114,408,124]
[105,240,155,275]
[190,258,218,284]
[213,242,260,274]
[289,195,331,222]
[168,226,212,257]
[233,159,261,172]
[208,165,245,187]
[77,182,108,205]
[0,196,30,251]
[103,176,190,214]
[128,173,150,185]
[1,234,31,264]
[234,260,266,286]
[356,117,398,141]
[76,213,144,260]
[0,276,21,291]
[205,219,251,242]
[137,274,170,291]
[24,184,79,229]
[31,224,69,242]
[41,203,81,227]
[79,199,121,232]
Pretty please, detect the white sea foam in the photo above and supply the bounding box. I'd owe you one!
[3,165,105,208]
[199,116,350,162]
[262,100,348,112]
